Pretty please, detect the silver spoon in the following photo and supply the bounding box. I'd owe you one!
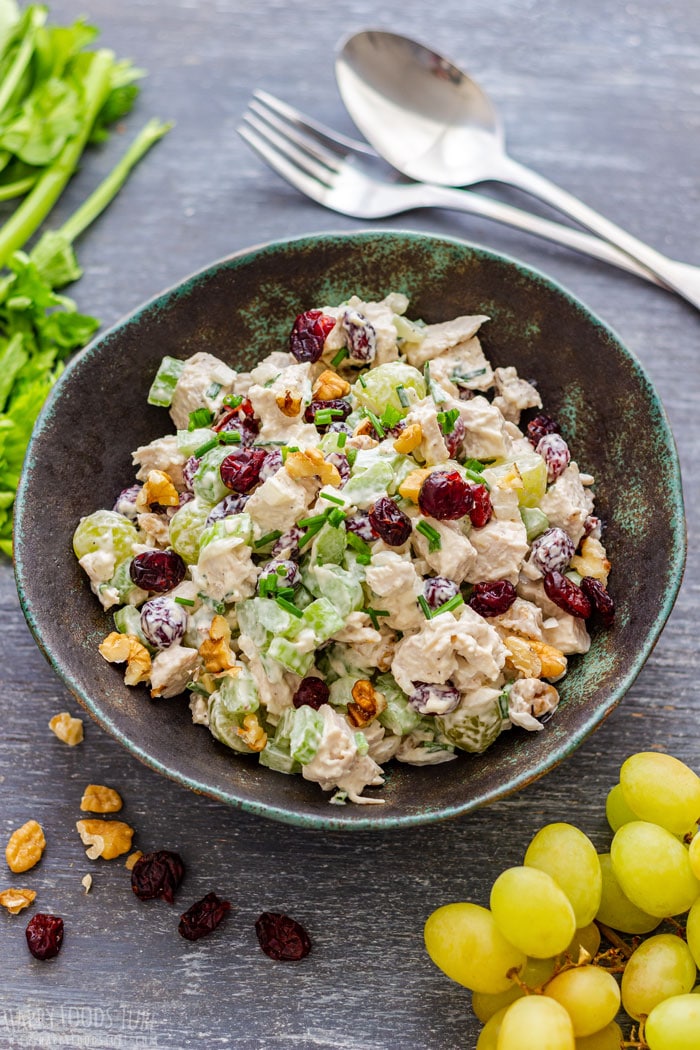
[336,29,700,309]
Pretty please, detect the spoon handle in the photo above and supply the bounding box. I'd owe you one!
[497,155,700,309]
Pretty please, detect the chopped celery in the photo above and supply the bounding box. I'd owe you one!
[343,459,395,508]
[520,506,549,543]
[177,427,216,456]
[168,499,211,565]
[199,512,253,551]
[147,356,184,407]
[376,673,423,736]
[113,604,150,647]
[310,521,347,567]
[267,636,315,676]
[289,706,324,764]
[193,445,235,505]
[207,669,259,753]
[352,361,425,417]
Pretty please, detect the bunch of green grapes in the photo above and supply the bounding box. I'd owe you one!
[424,751,700,1049]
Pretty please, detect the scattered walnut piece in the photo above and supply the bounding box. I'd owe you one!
[237,713,267,752]
[346,679,386,728]
[125,850,143,871]
[80,784,123,814]
[6,820,46,874]
[275,391,302,417]
[504,635,567,680]
[528,639,567,680]
[48,711,84,746]
[199,614,237,673]
[312,369,350,400]
[570,536,611,585]
[76,819,134,861]
[0,887,36,914]
[135,469,179,511]
[393,423,423,454]
[284,448,341,487]
[398,467,433,503]
[81,874,93,894]
[494,464,524,492]
[99,632,152,686]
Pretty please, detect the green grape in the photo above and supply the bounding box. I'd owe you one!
[689,832,700,881]
[524,823,602,927]
[645,995,700,1050]
[686,897,700,968]
[610,821,700,916]
[486,452,547,508]
[620,752,700,835]
[621,933,697,1020]
[495,995,575,1050]
[490,867,576,958]
[574,1022,623,1050]
[73,509,139,562]
[562,922,601,962]
[472,958,556,1023]
[595,853,661,934]
[168,499,211,564]
[475,1006,509,1050]
[423,903,526,994]
[605,783,639,832]
[544,965,620,1037]
[352,361,426,416]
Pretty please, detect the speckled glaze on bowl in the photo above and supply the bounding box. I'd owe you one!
[14,231,686,830]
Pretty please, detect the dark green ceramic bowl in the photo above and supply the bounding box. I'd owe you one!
[14,231,686,829]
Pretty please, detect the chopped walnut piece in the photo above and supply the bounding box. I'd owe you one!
[198,614,237,673]
[125,851,143,871]
[284,448,341,488]
[312,370,350,400]
[398,467,433,503]
[0,887,36,914]
[80,784,123,814]
[81,874,93,894]
[353,418,374,438]
[76,820,134,861]
[494,464,524,492]
[48,711,84,746]
[237,713,267,752]
[135,469,179,511]
[99,632,152,687]
[275,391,302,417]
[504,635,567,680]
[528,639,567,679]
[570,536,611,585]
[6,820,46,874]
[393,423,423,454]
[346,679,386,728]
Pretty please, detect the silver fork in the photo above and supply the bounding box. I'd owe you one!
[238,90,659,287]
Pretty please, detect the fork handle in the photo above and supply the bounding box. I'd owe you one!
[400,181,670,289]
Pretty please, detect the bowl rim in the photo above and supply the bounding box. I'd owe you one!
[14,229,687,829]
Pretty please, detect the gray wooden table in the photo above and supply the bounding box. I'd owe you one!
[2,1,699,1047]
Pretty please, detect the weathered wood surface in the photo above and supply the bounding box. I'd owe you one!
[1,0,699,1046]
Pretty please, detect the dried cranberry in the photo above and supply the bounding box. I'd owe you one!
[468,484,492,528]
[205,493,250,526]
[527,413,560,447]
[345,511,379,543]
[131,849,185,903]
[423,576,460,611]
[289,310,336,363]
[442,415,466,459]
[113,484,142,520]
[326,451,351,486]
[530,527,575,575]
[342,308,376,363]
[255,911,311,961]
[178,892,231,941]
[368,496,412,546]
[259,449,283,482]
[219,447,267,493]
[140,596,188,649]
[580,576,615,627]
[26,914,64,960]
[543,570,592,619]
[293,677,330,710]
[536,433,571,483]
[271,526,303,558]
[182,455,200,492]
[130,550,186,593]
[258,558,301,592]
[304,398,352,430]
[418,470,473,520]
[409,681,461,714]
[469,580,517,617]
[213,405,260,446]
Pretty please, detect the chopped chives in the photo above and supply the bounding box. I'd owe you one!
[464,458,485,473]
[418,595,432,619]
[465,468,489,489]
[206,381,223,398]
[194,437,218,458]
[276,587,295,601]
[276,596,303,618]
[416,520,442,552]
[358,374,367,388]
[175,596,195,607]
[281,444,299,463]
[314,407,345,425]
[365,608,390,630]
[298,519,326,548]
[381,404,402,429]
[187,681,210,696]
[346,448,358,468]
[346,531,371,557]
[254,530,282,549]
[355,553,371,566]
[320,491,345,506]
[331,346,349,367]
[451,367,487,383]
[223,393,243,408]
[188,407,213,430]
[437,408,459,434]
[433,594,464,617]
[327,508,346,527]
[218,430,242,444]
[276,564,288,575]
[396,384,410,408]
[297,512,329,529]
[263,373,281,388]
[337,431,347,448]
[366,410,385,438]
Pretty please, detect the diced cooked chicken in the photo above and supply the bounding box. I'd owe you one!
[169,352,236,430]
[190,530,257,604]
[508,678,560,732]
[245,469,317,535]
[331,613,397,673]
[404,397,450,465]
[410,517,477,583]
[452,395,514,461]
[238,634,295,719]
[467,519,529,585]
[360,719,402,765]
[132,435,186,490]
[150,645,200,698]
[323,294,406,366]
[365,551,424,632]
[402,314,490,368]
[301,705,385,804]
[491,366,542,424]
[247,361,318,447]
[491,597,545,642]
[426,335,495,395]
[539,463,595,546]
[516,577,592,655]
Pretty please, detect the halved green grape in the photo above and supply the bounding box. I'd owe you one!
[351,361,426,417]
[475,1006,509,1050]
[496,995,575,1050]
[574,1022,624,1050]
[610,821,700,917]
[686,897,700,968]
[73,509,139,563]
[621,933,697,1020]
[486,452,547,508]
[168,499,212,564]
[620,752,700,835]
[595,853,661,934]
[645,995,700,1050]
[490,866,576,958]
[605,783,639,832]
[472,958,556,1023]
[689,832,700,881]
[562,922,601,963]
[524,823,602,927]
[544,965,620,1037]
[423,903,526,994]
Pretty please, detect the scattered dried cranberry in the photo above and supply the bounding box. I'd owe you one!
[26,914,64,960]
[304,398,352,430]
[468,484,492,528]
[255,911,311,961]
[527,413,560,447]
[530,527,575,575]
[289,310,336,363]
[259,449,283,482]
[409,681,461,714]
[368,496,412,546]
[131,850,185,904]
[418,470,474,520]
[469,580,517,617]
[423,576,460,610]
[213,403,259,446]
[345,511,379,543]
[536,433,571,483]
[342,308,377,363]
[258,558,301,592]
[580,576,615,627]
[130,549,186,593]
[113,484,141,519]
[219,447,267,493]
[543,570,592,619]
[205,493,250,526]
[271,526,303,558]
[326,451,351,486]
[140,596,188,649]
[182,455,200,492]
[293,677,330,710]
[441,415,466,459]
[178,892,231,941]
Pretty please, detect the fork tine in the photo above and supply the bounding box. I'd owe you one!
[241,109,337,186]
[248,99,344,174]
[252,89,375,157]
[237,118,333,208]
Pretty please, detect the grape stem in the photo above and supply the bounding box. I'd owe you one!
[621,1018,649,1049]
[594,920,635,958]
